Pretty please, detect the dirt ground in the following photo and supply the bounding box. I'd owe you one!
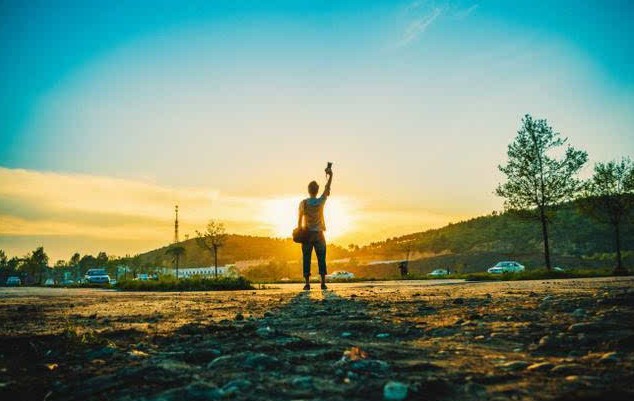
[1,277,633,401]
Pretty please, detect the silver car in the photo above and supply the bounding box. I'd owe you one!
[84,269,111,284]
[487,261,525,274]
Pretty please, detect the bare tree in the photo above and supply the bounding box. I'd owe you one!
[166,245,186,279]
[496,114,587,270]
[196,221,228,278]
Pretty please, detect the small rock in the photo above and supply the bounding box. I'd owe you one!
[599,352,619,363]
[221,379,252,395]
[256,326,274,337]
[550,363,585,376]
[243,353,279,370]
[498,361,530,371]
[527,362,554,372]
[234,313,244,321]
[568,322,601,333]
[349,359,390,376]
[291,376,313,389]
[383,381,408,401]
[452,298,465,305]
[571,308,586,318]
[207,355,233,369]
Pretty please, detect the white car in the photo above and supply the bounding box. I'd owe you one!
[84,269,111,284]
[326,271,355,280]
[487,261,525,274]
[427,269,450,277]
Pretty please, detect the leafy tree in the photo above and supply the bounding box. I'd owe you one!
[496,114,587,270]
[166,245,186,279]
[24,247,49,284]
[196,220,228,278]
[79,255,97,274]
[0,250,7,270]
[96,252,108,267]
[580,158,634,274]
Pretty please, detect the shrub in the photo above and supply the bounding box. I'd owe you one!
[115,276,253,291]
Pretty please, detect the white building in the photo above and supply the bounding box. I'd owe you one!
[169,265,237,279]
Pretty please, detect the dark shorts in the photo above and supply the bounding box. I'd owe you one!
[302,231,327,277]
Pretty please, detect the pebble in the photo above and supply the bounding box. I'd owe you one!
[291,376,313,389]
[383,381,408,401]
[207,355,233,369]
[256,326,273,337]
[221,379,252,395]
[550,363,585,376]
[498,361,530,371]
[243,353,279,370]
[599,352,619,363]
[567,322,601,333]
[526,362,554,372]
[349,359,390,376]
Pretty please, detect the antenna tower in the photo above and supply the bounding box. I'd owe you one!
[174,205,179,244]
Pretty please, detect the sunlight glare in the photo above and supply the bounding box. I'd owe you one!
[262,196,353,241]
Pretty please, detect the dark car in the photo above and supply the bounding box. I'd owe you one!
[84,269,111,284]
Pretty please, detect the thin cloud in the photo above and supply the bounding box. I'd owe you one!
[454,4,479,20]
[397,4,444,47]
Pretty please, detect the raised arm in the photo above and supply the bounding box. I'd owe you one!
[323,169,333,197]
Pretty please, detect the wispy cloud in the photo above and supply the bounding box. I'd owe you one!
[398,4,445,47]
[453,4,479,20]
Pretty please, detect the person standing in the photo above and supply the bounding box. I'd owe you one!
[297,165,333,290]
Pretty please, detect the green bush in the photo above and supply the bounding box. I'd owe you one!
[115,276,253,291]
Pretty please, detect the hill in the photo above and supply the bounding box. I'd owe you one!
[138,199,632,277]
[136,234,351,269]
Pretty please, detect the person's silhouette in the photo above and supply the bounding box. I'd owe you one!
[297,166,333,290]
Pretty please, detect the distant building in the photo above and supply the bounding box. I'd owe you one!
[166,265,237,279]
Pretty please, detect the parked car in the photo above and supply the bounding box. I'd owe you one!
[84,269,111,284]
[44,278,55,286]
[427,269,450,277]
[487,261,525,274]
[134,274,149,281]
[326,271,355,280]
[109,279,118,285]
[6,276,21,286]
[62,279,75,286]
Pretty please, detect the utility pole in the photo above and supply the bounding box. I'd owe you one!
[174,205,179,244]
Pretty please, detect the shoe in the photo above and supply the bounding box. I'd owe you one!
[321,284,328,290]
[303,284,310,291]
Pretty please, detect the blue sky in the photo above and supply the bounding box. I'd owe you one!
[1,0,633,260]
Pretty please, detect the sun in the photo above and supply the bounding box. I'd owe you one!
[262,196,353,240]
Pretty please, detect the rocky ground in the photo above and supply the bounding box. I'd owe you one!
[1,277,633,401]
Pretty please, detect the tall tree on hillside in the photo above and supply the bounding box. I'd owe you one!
[166,245,186,279]
[496,114,587,270]
[196,220,228,278]
[580,158,634,274]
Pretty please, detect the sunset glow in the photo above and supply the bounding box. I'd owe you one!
[262,197,354,241]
